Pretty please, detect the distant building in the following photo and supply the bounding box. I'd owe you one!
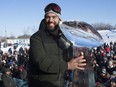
[6,38,29,45]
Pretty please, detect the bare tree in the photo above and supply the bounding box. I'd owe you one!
[92,23,113,30]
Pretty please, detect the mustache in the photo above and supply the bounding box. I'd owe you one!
[47,21,55,24]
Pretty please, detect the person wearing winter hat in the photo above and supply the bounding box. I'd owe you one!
[44,3,62,32]
[44,3,61,20]
[28,3,86,87]
[1,67,17,87]
[2,67,11,74]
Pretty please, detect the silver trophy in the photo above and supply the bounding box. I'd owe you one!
[59,21,104,87]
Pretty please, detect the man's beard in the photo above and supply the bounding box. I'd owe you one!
[48,24,59,32]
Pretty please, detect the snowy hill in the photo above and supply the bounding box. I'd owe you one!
[98,30,116,44]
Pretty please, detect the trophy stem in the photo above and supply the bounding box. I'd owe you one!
[72,46,95,87]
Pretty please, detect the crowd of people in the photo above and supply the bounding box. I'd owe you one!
[92,41,116,87]
[0,41,115,87]
[0,44,29,87]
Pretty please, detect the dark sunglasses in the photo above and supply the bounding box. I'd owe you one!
[44,3,61,14]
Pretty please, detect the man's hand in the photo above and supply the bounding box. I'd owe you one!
[68,52,86,70]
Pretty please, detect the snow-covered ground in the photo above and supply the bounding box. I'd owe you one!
[0,44,29,54]
[98,30,116,44]
[0,30,116,53]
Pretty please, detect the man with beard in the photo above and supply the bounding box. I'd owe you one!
[28,3,86,87]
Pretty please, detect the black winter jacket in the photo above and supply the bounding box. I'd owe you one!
[28,19,73,87]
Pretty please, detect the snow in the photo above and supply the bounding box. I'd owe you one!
[0,44,29,54]
[0,30,116,53]
[98,30,116,44]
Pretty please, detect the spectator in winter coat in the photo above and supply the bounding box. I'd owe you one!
[1,67,17,87]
